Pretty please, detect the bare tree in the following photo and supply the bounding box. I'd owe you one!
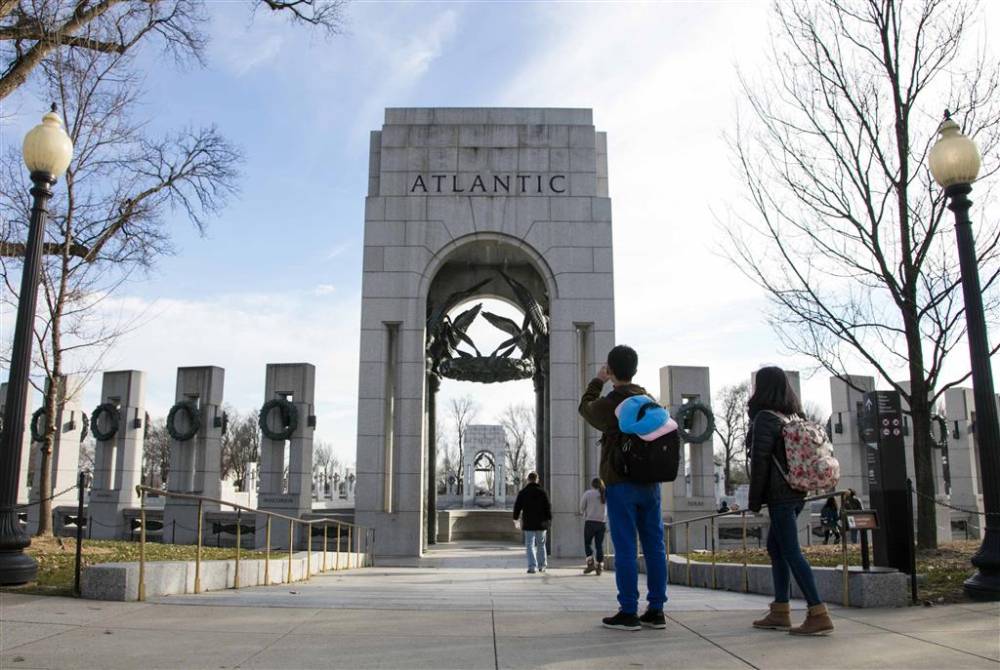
[726,0,1000,548]
[313,441,332,473]
[498,403,534,487]
[221,409,259,491]
[142,417,170,487]
[714,383,749,496]
[0,0,346,101]
[0,48,241,535]
[448,395,478,495]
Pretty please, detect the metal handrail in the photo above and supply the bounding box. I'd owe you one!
[134,485,375,602]
[663,489,853,606]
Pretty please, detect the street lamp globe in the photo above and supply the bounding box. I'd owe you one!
[22,104,73,178]
[929,116,981,188]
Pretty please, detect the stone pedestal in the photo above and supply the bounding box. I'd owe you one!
[1,382,34,505]
[163,366,225,545]
[256,363,315,550]
[944,387,986,539]
[660,366,715,551]
[89,371,146,539]
[27,375,83,534]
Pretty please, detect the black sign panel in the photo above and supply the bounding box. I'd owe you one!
[858,391,911,573]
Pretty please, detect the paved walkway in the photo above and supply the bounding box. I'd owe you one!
[1,542,998,669]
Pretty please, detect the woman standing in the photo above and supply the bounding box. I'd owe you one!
[748,366,833,636]
[580,478,607,575]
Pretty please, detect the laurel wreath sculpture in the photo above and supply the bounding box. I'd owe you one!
[675,402,715,444]
[259,398,298,440]
[90,403,121,442]
[166,402,201,442]
[426,271,549,385]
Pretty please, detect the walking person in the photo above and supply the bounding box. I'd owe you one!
[821,497,842,545]
[748,366,834,635]
[581,478,607,575]
[579,344,668,632]
[513,472,552,574]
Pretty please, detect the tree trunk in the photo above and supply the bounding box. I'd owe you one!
[909,388,938,550]
[34,383,57,537]
[723,449,733,496]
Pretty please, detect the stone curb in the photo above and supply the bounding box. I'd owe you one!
[81,550,367,601]
[602,554,908,607]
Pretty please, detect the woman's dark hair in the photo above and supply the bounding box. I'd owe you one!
[592,477,606,504]
[823,497,838,510]
[748,366,803,418]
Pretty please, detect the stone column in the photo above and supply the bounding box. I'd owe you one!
[463,458,475,508]
[829,375,876,500]
[426,374,439,544]
[89,371,146,539]
[944,387,986,539]
[27,375,83,534]
[660,366,715,552]
[163,366,225,545]
[1,383,34,505]
[256,363,315,550]
[897,381,951,544]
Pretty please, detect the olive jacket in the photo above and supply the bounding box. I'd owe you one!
[578,378,647,486]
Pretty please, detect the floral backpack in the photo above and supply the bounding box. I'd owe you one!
[764,411,840,492]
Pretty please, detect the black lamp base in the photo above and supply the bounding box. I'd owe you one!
[0,549,38,586]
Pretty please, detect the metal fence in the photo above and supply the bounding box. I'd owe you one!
[664,490,852,605]
[135,485,374,602]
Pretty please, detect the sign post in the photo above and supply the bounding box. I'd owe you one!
[857,391,912,573]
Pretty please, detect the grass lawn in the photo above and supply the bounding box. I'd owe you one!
[2,536,273,597]
[682,541,981,604]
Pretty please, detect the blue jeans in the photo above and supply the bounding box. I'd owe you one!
[767,501,823,607]
[524,530,547,570]
[607,482,667,614]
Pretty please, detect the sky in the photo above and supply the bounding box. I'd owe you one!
[2,0,998,467]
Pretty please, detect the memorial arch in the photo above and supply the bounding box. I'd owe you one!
[355,108,615,557]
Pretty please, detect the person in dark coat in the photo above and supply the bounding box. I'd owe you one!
[513,472,552,573]
[748,366,833,636]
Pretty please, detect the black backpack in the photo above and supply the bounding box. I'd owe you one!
[606,391,682,484]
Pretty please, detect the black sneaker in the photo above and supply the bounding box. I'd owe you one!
[527,568,536,574]
[602,611,641,631]
[639,609,666,629]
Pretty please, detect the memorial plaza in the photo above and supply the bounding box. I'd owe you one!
[2,2,1000,669]
[3,543,999,669]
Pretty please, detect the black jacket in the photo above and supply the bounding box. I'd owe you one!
[747,411,805,512]
[513,483,552,531]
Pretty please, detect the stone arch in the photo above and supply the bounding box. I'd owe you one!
[355,107,615,559]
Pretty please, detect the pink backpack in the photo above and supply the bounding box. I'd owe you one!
[764,411,840,493]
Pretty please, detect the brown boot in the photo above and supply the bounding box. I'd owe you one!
[752,602,791,630]
[789,604,834,636]
[584,557,596,575]
[595,561,603,576]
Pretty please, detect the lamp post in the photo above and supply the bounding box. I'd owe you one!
[928,111,999,600]
[0,105,73,585]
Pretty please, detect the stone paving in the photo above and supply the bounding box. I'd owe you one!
[1,542,998,669]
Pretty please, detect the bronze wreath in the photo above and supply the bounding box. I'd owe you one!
[676,402,716,444]
[166,402,201,442]
[259,398,298,440]
[90,403,121,442]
